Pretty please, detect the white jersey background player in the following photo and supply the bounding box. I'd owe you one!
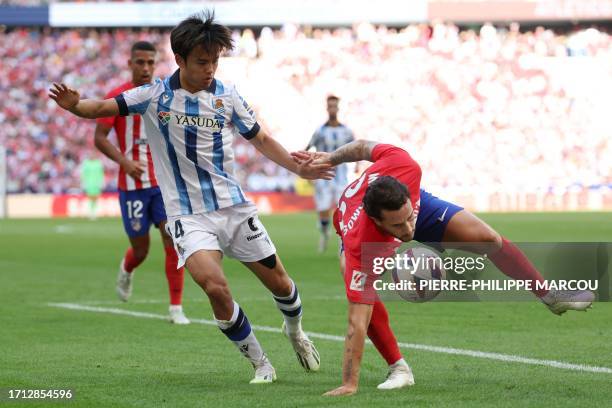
[306,95,354,252]
[49,11,333,385]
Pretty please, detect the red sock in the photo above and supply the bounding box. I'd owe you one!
[164,246,184,306]
[123,247,144,273]
[489,237,548,297]
[368,300,402,365]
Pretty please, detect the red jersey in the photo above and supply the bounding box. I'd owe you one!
[333,144,422,304]
[96,82,158,191]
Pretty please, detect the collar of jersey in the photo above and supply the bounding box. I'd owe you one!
[169,69,216,94]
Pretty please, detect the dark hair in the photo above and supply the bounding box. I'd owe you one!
[131,41,156,55]
[327,95,340,103]
[170,10,234,61]
[363,176,410,220]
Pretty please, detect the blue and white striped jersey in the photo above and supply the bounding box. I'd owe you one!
[115,70,259,216]
[309,123,354,185]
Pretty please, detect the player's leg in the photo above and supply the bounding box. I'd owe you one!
[158,221,189,324]
[318,209,332,252]
[168,213,276,384]
[369,301,414,390]
[443,209,594,313]
[242,255,321,372]
[116,190,151,301]
[228,204,320,371]
[86,190,100,220]
[314,180,333,253]
[414,190,547,294]
[185,249,275,383]
[150,188,189,324]
[416,189,594,314]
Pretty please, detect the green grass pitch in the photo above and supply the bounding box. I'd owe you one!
[1,212,611,407]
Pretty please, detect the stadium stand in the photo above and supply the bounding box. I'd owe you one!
[1,23,610,196]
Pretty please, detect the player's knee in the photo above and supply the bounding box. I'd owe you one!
[133,247,149,262]
[203,280,231,302]
[478,229,502,252]
[273,276,293,297]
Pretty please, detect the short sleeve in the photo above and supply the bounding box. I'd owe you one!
[371,144,411,163]
[230,86,260,140]
[115,81,161,117]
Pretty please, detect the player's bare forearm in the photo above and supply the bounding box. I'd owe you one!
[250,129,334,180]
[329,140,378,165]
[324,302,372,396]
[70,99,120,119]
[49,83,119,119]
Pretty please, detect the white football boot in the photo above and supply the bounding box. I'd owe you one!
[541,289,595,315]
[168,305,190,325]
[116,260,133,302]
[250,355,277,384]
[377,360,415,390]
[282,322,321,372]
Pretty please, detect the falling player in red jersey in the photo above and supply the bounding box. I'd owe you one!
[94,41,189,324]
[292,140,594,396]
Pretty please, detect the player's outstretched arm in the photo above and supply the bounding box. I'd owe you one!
[292,140,378,168]
[49,83,119,119]
[249,129,334,180]
[323,301,373,397]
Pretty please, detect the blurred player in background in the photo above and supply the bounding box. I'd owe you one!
[94,41,189,325]
[306,95,354,253]
[293,140,595,396]
[50,11,332,384]
[80,155,104,220]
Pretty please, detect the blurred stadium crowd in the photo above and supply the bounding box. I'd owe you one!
[1,22,610,194]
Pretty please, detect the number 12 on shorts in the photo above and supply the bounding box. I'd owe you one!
[126,200,143,219]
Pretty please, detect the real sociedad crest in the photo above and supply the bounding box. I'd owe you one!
[214,98,225,114]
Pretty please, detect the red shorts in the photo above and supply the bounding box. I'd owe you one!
[344,266,380,305]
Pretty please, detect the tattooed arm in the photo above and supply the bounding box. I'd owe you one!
[291,140,379,168]
[323,302,373,396]
[329,140,379,165]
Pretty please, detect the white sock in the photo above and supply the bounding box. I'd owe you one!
[273,280,303,336]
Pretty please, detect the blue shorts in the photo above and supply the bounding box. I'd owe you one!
[119,187,167,238]
[414,189,463,243]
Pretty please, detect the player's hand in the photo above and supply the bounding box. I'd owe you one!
[49,83,81,111]
[120,159,144,179]
[323,384,357,397]
[295,155,334,180]
[291,151,333,167]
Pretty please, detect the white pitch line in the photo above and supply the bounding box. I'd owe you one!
[79,295,346,305]
[48,302,612,375]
